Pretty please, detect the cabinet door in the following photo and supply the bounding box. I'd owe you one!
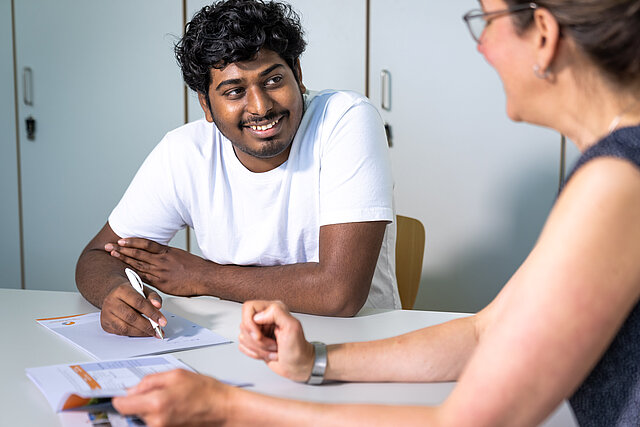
[0,0,21,289]
[370,0,561,312]
[14,0,185,291]
[184,0,366,257]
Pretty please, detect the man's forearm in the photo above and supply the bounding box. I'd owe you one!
[196,261,370,316]
[106,222,386,316]
[76,247,130,308]
[190,222,386,316]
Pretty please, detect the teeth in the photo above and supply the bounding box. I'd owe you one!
[250,118,279,131]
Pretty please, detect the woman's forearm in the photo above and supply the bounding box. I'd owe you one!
[325,315,480,383]
[226,386,442,426]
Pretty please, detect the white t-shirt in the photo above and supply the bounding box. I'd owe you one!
[109,89,401,309]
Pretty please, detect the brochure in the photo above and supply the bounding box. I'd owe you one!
[36,311,231,360]
[26,355,193,413]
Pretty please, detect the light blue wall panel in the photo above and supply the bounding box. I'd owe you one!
[370,0,562,312]
[14,0,185,290]
[0,0,22,289]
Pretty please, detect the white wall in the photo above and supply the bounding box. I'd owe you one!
[0,0,22,289]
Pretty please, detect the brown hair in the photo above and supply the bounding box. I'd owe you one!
[505,0,640,86]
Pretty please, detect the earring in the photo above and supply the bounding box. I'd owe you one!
[533,64,550,79]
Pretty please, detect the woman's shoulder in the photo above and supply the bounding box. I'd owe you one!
[571,125,640,178]
[551,153,640,266]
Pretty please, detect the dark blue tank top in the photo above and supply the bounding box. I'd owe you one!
[566,125,640,426]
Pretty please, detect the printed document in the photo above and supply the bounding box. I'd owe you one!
[26,355,192,412]
[37,311,230,360]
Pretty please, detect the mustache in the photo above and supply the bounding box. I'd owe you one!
[240,111,287,126]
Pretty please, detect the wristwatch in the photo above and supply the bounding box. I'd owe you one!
[307,341,327,385]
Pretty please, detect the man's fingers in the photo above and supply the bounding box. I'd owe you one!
[108,247,152,268]
[102,285,166,336]
[123,287,166,326]
[107,249,145,270]
[102,307,154,337]
[146,289,163,310]
[137,270,162,288]
[104,244,148,260]
[118,237,166,254]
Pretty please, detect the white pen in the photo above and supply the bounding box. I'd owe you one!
[124,268,164,339]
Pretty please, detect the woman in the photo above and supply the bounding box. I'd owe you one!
[113,0,640,425]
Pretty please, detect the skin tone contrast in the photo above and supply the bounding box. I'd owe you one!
[112,0,640,425]
[75,48,389,338]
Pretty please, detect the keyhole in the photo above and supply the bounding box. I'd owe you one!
[26,116,36,141]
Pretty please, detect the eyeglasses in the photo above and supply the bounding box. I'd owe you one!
[463,2,538,43]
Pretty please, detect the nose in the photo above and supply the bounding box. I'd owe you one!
[246,86,273,117]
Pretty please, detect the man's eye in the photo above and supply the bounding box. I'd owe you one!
[225,88,244,97]
[266,75,283,86]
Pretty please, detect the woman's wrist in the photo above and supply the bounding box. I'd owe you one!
[306,342,328,384]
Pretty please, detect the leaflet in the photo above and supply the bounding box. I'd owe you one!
[25,355,192,413]
[36,311,231,360]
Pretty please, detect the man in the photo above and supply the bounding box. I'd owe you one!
[76,0,400,337]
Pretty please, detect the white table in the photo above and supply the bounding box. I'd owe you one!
[0,289,577,426]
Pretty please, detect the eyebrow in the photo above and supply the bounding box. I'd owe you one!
[214,63,286,91]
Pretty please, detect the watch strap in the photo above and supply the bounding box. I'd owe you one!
[307,341,327,385]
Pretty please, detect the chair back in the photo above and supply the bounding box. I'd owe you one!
[395,215,425,309]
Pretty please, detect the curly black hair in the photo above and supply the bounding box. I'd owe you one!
[175,0,307,95]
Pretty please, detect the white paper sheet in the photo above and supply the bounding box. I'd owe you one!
[37,311,231,360]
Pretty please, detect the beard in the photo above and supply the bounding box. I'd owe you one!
[232,136,293,159]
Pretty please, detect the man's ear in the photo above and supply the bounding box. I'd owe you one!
[198,92,214,122]
[532,8,561,73]
[294,58,306,94]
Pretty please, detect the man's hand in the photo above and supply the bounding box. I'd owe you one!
[105,238,206,296]
[112,369,230,427]
[238,300,315,382]
[101,279,166,337]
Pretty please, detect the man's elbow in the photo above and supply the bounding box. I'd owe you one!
[322,281,370,317]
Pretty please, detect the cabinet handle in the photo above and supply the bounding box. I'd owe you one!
[380,69,391,111]
[23,67,33,106]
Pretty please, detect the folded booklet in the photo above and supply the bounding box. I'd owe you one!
[26,355,193,413]
[36,310,231,360]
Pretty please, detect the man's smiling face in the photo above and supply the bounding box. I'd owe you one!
[199,48,306,173]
